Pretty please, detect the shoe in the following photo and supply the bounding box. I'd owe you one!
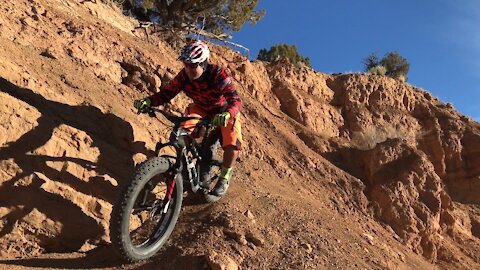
[210,178,230,197]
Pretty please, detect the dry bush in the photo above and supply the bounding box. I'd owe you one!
[352,125,410,150]
[368,65,387,75]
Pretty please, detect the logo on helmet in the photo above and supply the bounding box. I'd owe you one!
[179,40,210,64]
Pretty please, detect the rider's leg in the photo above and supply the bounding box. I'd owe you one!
[222,146,239,168]
[199,128,220,185]
[211,146,239,197]
[181,104,214,184]
[211,116,242,197]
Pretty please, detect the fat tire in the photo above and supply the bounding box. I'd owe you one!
[110,157,183,262]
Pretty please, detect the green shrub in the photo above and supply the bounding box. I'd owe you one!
[257,44,311,67]
[362,51,409,81]
[381,52,410,80]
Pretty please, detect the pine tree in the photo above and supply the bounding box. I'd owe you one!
[362,52,380,71]
[121,0,265,34]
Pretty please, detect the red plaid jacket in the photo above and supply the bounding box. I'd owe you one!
[150,64,241,117]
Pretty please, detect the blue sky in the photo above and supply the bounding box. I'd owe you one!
[230,0,480,121]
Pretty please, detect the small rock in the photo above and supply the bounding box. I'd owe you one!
[244,210,254,219]
[205,250,239,270]
[145,73,161,92]
[213,228,223,237]
[302,243,313,253]
[216,214,234,229]
[79,241,97,252]
[40,49,57,59]
[160,72,174,84]
[224,230,247,245]
[246,232,265,247]
[238,235,248,246]
[32,5,46,16]
[237,64,247,73]
[21,17,35,27]
[362,233,374,245]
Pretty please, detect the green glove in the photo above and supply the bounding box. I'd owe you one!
[134,97,151,112]
[212,112,231,127]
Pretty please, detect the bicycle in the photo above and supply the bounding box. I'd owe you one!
[109,107,223,262]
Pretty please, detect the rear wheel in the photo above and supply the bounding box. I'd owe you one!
[110,157,183,262]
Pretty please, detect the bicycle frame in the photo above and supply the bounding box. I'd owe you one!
[149,108,217,195]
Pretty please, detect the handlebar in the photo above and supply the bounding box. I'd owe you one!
[138,107,212,127]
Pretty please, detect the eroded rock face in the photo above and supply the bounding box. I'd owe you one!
[325,77,479,262]
[265,66,480,262]
[443,127,480,204]
[354,139,455,260]
[266,62,343,138]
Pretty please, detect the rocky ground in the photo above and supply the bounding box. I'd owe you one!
[0,1,479,269]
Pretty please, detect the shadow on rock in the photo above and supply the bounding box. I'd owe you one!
[0,77,153,256]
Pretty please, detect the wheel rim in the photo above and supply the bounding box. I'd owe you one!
[127,173,177,249]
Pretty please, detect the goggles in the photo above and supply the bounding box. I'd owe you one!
[183,62,200,69]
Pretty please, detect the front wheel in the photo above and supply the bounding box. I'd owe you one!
[110,157,183,262]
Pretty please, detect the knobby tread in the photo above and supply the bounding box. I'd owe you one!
[110,157,183,262]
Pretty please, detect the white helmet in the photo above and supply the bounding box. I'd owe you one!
[178,40,210,64]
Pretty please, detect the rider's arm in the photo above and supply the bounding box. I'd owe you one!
[149,70,186,106]
[215,67,242,117]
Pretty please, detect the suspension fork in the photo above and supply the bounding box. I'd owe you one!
[165,177,176,201]
[161,141,184,203]
[156,176,176,215]
[159,150,180,215]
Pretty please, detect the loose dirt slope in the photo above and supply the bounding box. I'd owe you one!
[0,1,479,269]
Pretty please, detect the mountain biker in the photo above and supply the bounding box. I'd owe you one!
[134,40,242,199]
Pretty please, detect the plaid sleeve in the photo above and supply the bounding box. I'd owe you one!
[215,67,242,117]
[149,70,185,106]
